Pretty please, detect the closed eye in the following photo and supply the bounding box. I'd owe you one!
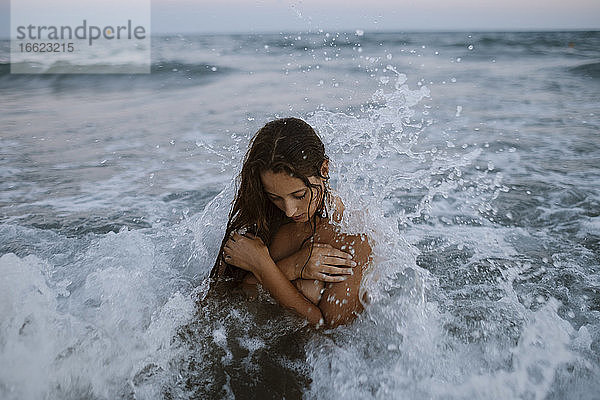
[267,190,307,200]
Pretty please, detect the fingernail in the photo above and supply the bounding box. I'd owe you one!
[351,261,357,266]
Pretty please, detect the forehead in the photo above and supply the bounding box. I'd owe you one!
[260,170,318,195]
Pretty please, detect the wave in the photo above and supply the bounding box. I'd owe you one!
[151,61,231,76]
[568,61,600,79]
[231,31,600,53]
[0,60,233,91]
[0,60,231,76]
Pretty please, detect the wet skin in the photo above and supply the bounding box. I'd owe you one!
[240,168,372,326]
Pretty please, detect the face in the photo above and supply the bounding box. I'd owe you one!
[260,168,326,223]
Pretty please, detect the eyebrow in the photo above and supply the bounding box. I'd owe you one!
[265,188,307,198]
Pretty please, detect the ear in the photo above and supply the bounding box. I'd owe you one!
[320,159,329,178]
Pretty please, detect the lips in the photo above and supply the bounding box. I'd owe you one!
[292,214,305,220]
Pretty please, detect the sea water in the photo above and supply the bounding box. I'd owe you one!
[1,31,599,399]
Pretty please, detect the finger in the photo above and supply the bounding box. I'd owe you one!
[321,265,354,275]
[323,255,357,267]
[232,232,252,241]
[231,232,247,242]
[317,273,348,283]
[243,232,259,241]
[314,245,353,260]
[330,249,354,260]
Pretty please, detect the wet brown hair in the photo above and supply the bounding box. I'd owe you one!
[209,117,330,287]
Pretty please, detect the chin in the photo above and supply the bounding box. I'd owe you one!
[292,213,309,222]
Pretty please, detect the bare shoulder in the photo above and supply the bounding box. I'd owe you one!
[330,193,345,224]
[326,194,372,263]
[315,217,373,328]
[327,230,373,272]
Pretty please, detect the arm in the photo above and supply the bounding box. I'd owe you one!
[275,243,356,282]
[318,233,373,328]
[250,253,324,326]
[275,252,301,280]
[242,252,325,308]
[273,243,358,305]
[222,231,324,326]
[268,217,354,283]
[241,253,303,283]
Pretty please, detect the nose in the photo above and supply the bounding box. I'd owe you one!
[283,200,297,217]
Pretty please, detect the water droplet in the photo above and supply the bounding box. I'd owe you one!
[355,29,364,36]
[468,44,474,50]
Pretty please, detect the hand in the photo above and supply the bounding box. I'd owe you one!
[296,242,357,282]
[222,231,270,273]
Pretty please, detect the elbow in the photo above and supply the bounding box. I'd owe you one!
[322,307,361,328]
[305,305,324,327]
[319,290,364,328]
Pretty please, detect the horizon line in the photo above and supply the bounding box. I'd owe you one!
[1,27,598,40]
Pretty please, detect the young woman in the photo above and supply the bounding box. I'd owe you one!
[210,117,373,328]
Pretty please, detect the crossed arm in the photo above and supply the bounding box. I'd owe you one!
[224,231,373,328]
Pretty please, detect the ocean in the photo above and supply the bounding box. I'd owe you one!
[1,30,599,399]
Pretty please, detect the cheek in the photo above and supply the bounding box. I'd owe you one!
[302,197,313,212]
[307,193,320,212]
[271,198,284,210]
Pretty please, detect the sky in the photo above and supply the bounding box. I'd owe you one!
[149,0,600,34]
[1,0,599,38]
